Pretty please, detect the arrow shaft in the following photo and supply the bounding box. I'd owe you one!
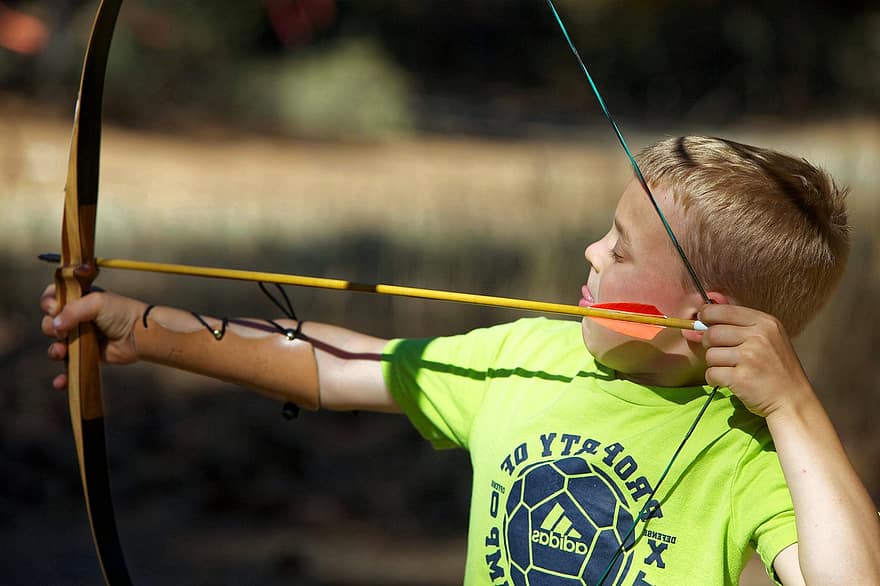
[88,256,703,331]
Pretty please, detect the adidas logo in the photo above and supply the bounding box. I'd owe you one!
[531,503,589,555]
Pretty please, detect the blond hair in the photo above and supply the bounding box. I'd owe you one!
[636,136,849,336]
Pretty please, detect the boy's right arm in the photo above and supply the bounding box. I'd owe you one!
[41,285,398,414]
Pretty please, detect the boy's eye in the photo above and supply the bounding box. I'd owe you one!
[609,247,624,262]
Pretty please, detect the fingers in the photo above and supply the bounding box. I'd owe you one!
[40,283,58,316]
[41,284,108,337]
[40,283,63,338]
[52,372,69,391]
[699,311,754,387]
[699,303,788,336]
[47,340,68,360]
[700,304,790,357]
[41,313,59,338]
[42,283,68,390]
[704,346,738,368]
[700,323,748,351]
[698,303,760,328]
[704,365,734,389]
[41,284,98,387]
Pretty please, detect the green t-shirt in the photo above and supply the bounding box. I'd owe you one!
[382,318,796,586]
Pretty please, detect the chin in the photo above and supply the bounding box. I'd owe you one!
[580,318,597,355]
[581,318,623,361]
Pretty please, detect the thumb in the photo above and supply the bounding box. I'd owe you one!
[53,292,104,336]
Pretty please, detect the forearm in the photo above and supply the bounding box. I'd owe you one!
[767,389,880,584]
[135,305,395,413]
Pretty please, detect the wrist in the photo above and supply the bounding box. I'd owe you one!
[133,304,204,363]
[764,382,825,435]
[128,303,150,361]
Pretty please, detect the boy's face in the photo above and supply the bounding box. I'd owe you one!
[580,179,705,386]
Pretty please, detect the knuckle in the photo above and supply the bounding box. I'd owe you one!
[39,294,55,313]
[704,347,719,364]
[770,317,786,336]
[703,327,718,346]
[88,290,106,312]
[758,313,784,333]
[703,325,728,348]
[705,366,721,386]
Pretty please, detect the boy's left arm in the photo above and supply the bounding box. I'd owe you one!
[698,304,880,585]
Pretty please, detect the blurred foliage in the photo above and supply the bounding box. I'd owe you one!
[239,37,413,136]
[1,0,878,137]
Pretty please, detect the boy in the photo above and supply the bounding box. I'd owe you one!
[42,136,880,584]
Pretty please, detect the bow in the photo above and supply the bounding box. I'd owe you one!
[54,1,715,583]
[54,0,131,583]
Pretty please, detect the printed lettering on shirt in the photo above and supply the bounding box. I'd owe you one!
[483,432,679,585]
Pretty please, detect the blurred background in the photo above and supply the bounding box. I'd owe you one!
[1,0,878,584]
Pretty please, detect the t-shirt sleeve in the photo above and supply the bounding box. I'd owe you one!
[381,319,540,450]
[731,426,797,583]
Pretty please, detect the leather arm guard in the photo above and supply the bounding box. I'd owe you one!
[135,309,321,411]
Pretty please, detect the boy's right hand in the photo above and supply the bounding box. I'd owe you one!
[40,284,147,390]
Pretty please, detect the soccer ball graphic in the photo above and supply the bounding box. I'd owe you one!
[503,457,635,585]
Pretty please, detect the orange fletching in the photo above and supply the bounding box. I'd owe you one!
[589,302,666,340]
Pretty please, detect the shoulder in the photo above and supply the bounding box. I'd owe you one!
[384,318,593,383]
[388,317,583,359]
[460,316,580,341]
[467,317,586,365]
[489,316,583,348]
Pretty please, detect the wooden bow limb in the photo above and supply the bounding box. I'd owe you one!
[54,0,132,583]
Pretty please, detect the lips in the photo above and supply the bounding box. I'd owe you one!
[579,284,595,307]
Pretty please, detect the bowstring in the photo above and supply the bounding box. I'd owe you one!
[544,0,710,305]
[595,387,719,585]
[543,2,720,583]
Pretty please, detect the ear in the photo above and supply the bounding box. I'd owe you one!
[680,291,730,343]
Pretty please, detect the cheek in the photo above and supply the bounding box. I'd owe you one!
[596,265,649,301]
[597,264,685,315]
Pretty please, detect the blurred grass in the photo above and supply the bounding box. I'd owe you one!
[1,101,878,584]
[241,37,414,137]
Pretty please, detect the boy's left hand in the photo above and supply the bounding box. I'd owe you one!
[697,303,813,419]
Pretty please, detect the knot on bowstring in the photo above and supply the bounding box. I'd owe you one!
[191,312,229,340]
[265,318,306,344]
[258,282,305,421]
[261,280,305,342]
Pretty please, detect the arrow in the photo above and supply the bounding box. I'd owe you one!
[40,253,707,339]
